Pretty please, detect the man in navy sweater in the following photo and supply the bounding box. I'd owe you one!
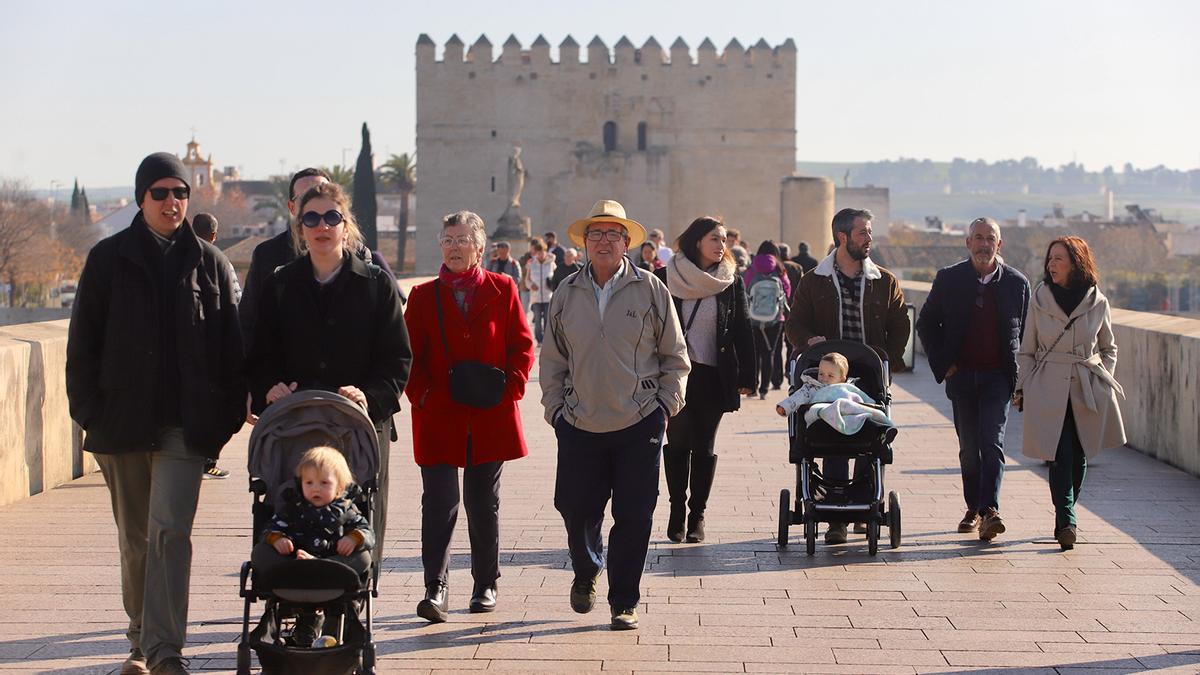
[917,217,1030,542]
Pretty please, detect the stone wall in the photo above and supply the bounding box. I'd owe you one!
[0,320,93,508]
[902,280,1200,478]
[414,34,797,273]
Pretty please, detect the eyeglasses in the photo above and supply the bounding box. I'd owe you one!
[439,236,475,248]
[147,187,189,201]
[301,210,345,228]
[584,230,626,243]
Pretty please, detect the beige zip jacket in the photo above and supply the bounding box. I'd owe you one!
[540,261,691,433]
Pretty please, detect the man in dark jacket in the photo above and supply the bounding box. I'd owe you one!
[66,152,245,675]
[917,217,1029,542]
[784,208,910,545]
[239,168,397,350]
[791,241,820,273]
[548,247,583,290]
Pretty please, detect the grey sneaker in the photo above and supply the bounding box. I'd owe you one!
[824,522,848,545]
[120,649,149,675]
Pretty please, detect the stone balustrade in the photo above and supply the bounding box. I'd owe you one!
[902,280,1200,478]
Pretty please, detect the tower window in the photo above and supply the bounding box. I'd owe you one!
[637,122,647,151]
[603,121,617,152]
[491,176,496,192]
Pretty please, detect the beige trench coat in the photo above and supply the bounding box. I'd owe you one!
[1016,283,1126,460]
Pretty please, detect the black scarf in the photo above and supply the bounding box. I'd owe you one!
[1049,281,1089,316]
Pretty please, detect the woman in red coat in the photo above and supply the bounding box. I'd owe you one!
[404,210,535,623]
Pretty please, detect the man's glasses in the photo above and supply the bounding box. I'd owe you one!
[301,210,345,228]
[584,230,625,243]
[147,187,189,201]
[439,236,475,248]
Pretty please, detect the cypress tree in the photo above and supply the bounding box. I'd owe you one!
[70,179,80,212]
[352,122,378,251]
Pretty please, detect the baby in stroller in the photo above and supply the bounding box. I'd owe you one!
[252,446,375,647]
[775,352,896,439]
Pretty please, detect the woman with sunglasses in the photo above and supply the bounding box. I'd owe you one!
[245,181,412,576]
[402,211,535,622]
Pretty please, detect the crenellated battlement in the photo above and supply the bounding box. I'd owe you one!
[416,33,796,68]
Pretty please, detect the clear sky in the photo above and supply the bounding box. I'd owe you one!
[2,0,1197,191]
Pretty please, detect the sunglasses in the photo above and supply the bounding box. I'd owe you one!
[147,187,190,201]
[301,210,345,228]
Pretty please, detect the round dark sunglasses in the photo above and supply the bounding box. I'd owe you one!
[301,210,345,228]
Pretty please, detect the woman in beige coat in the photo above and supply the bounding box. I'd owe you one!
[1015,236,1125,550]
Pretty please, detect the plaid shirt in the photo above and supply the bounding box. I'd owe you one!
[833,260,865,344]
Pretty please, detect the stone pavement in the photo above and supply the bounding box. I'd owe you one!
[1,355,1199,674]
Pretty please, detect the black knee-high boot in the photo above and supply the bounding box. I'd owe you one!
[663,445,690,543]
[686,454,718,543]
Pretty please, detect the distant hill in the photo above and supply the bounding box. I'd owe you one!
[36,186,133,204]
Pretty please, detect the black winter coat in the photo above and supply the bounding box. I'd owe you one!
[246,251,412,424]
[66,215,246,458]
[655,268,756,412]
[916,259,1030,393]
[240,230,399,348]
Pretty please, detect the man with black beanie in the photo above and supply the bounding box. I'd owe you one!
[67,152,246,675]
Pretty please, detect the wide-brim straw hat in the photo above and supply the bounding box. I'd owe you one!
[566,199,647,248]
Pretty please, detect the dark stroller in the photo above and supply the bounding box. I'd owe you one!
[236,390,380,675]
[777,340,901,555]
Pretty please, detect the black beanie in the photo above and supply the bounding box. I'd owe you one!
[135,152,191,206]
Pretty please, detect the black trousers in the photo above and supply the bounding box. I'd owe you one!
[753,321,784,394]
[554,409,665,610]
[664,363,725,514]
[420,437,504,590]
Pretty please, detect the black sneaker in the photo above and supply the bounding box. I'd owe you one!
[570,572,600,614]
[289,610,323,646]
[203,465,230,479]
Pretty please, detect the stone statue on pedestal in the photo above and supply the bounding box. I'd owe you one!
[493,145,531,242]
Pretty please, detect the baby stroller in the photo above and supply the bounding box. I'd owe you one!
[777,340,901,556]
[236,390,380,675]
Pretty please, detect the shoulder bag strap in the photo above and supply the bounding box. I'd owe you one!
[432,280,452,363]
[1032,315,1079,372]
[682,297,703,335]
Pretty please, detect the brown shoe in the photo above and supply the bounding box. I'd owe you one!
[957,509,980,533]
[149,657,190,675]
[120,649,150,675]
[1055,525,1077,551]
[978,509,1006,541]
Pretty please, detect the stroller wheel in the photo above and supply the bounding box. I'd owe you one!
[359,642,377,675]
[777,489,791,549]
[888,491,902,549]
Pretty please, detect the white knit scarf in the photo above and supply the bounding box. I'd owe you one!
[665,253,735,300]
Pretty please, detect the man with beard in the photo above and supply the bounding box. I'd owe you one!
[784,207,910,545]
[917,217,1029,541]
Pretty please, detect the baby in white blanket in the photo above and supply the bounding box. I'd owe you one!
[776,352,895,436]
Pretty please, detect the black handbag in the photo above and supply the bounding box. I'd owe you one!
[434,280,508,409]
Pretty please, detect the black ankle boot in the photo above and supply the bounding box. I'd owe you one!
[663,445,690,543]
[417,581,449,623]
[686,455,718,543]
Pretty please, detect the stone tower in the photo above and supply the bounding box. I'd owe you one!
[414,34,797,273]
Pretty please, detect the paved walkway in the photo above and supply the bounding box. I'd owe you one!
[2,356,1199,674]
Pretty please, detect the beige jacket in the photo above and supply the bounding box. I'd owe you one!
[540,262,690,433]
[1016,283,1126,460]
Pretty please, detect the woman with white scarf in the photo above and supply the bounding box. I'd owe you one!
[654,217,756,543]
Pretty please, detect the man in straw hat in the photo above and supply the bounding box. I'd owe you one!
[541,199,691,631]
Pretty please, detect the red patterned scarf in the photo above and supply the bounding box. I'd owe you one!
[438,263,485,315]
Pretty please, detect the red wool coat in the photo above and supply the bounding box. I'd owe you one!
[404,270,535,467]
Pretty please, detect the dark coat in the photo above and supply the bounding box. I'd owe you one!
[792,251,819,273]
[917,259,1030,393]
[246,251,412,424]
[266,483,375,556]
[66,214,246,459]
[240,230,398,348]
[655,268,756,412]
[548,261,582,291]
[404,271,536,466]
